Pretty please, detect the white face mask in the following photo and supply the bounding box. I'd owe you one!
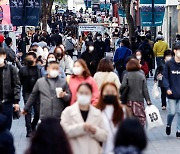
[165,56,172,61]
[97,36,101,40]
[48,58,56,63]
[73,67,83,75]
[77,94,91,106]
[136,55,141,60]
[89,46,94,52]
[0,58,4,65]
[48,70,59,78]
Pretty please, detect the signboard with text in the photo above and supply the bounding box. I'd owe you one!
[140,0,166,27]
[9,0,41,26]
[0,0,13,31]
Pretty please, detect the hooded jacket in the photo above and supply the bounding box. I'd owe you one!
[163,58,180,99]
[0,114,15,154]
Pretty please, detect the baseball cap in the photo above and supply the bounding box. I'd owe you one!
[0,34,4,43]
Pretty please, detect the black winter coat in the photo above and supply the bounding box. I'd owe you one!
[19,65,42,99]
[81,50,99,76]
[1,64,21,103]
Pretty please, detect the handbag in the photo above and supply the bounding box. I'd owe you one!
[145,105,163,130]
[120,74,129,104]
[152,83,160,99]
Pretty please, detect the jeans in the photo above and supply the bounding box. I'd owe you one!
[156,57,164,67]
[2,102,13,130]
[167,99,180,131]
[161,87,167,107]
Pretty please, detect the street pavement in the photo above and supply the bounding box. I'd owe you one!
[11,77,180,154]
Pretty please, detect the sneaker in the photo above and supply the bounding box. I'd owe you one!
[162,106,166,110]
[176,132,180,138]
[166,126,171,135]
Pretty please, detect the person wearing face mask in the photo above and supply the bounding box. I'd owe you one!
[54,46,73,75]
[19,52,42,137]
[22,61,71,121]
[67,59,99,105]
[163,43,180,138]
[94,33,106,61]
[96,82,130,154]
[81,41,99,76]
[135,50,149,77]
[154,50,173,110]
[0,48,21,130]
[120,59,152,126]
[41,53,66,78]
[61,83,107,154]
[104,33,111,53]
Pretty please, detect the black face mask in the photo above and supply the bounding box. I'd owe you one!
[56,52,63,60]
[103,95,117,104]
[26,60,34,66]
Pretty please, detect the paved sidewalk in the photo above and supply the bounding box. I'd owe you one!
[11,78,180,154]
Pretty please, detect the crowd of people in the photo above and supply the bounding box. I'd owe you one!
[0,16,179,153]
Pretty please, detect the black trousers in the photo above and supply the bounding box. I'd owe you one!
[2,102,13,130]
[161,87,167,107]
[24,95,40,132]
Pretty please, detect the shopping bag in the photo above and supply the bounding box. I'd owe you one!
[145,105,163,130]
[152,83,160,99]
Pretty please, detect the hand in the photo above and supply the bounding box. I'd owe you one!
[84,123,96,135]
[84,123,91,132]
[59,92,66,98]
[88,126,96,135]
[17,52,23,57]
[21,110,27,115]
[13,104,20,112]
[147,101,152,106]
[167,90,173,95]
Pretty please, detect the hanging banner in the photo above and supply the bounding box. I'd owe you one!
[9,0,41,26]
[84,0,91,8]
[100,3,111,10]
[140,0,166,27]
[118,7,126,17]
[0,0,13,31]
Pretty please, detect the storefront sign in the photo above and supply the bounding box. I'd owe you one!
[140,0,166,27]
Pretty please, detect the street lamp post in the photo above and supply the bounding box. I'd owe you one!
[22,0,27,60]
[152,0,156,41]
[105,0,107,16]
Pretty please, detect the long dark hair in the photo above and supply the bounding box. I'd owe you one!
[25,118,72,154]
[96,82,123,126]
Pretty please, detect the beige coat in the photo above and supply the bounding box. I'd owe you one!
[94,72,121,90]
[61,103,107,154]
